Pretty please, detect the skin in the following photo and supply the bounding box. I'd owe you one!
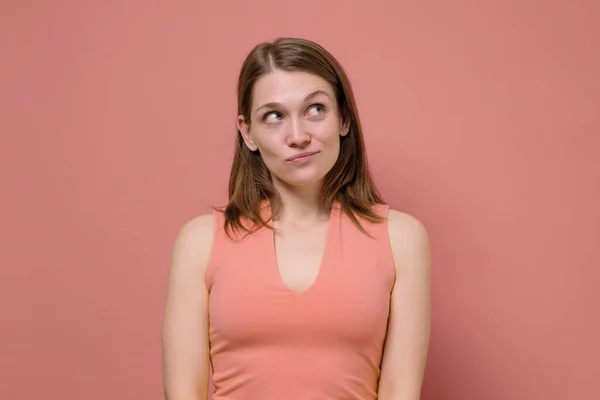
[161,69,431,400]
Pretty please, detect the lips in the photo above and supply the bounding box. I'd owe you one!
[286,151,319,161]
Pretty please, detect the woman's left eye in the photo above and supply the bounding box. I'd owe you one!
[306,104,325,117]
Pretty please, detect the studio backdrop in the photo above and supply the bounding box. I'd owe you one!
[1,1,598,399]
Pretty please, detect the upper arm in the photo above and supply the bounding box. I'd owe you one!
[161,213,215,400]
[378,209,432,400]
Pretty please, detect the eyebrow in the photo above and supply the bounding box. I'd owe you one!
[255,89,331,114]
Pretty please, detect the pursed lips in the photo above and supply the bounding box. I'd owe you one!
[286,151,319,161]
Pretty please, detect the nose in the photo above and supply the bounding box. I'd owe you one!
[285,118,311,148]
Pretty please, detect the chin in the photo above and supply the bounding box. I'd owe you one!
[276,170,329,188]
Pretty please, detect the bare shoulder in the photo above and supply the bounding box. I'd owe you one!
[175,213,216,245]
[169,213,216,278]
[386,209,431,274]
[386,209,429,242]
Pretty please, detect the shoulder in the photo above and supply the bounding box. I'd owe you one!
[170,213,217,277]
[386,209,431,275]
[386,209,429,242]
[176,213,216,248]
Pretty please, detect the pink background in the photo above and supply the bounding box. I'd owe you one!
[1,1,598,399]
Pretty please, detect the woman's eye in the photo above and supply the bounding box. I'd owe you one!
[264,112,283,123]
[307,104,325,117]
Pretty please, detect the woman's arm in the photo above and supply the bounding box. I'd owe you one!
[378,210,432,400]
[161,214,215,400]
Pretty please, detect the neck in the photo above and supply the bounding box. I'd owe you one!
[271,178,329,224]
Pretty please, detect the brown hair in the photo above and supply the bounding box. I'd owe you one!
[221,37,384,238]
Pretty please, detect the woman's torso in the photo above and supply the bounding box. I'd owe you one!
[206,202,395,399]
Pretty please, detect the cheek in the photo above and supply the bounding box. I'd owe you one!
[253,135,283,167]
[312,121,342,150]
[312,126,342,172]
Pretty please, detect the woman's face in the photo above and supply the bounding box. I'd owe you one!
[237,69,348,188]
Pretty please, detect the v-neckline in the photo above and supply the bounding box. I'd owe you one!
[266,202,338,295]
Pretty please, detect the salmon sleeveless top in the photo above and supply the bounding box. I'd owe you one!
[205,202,395,399]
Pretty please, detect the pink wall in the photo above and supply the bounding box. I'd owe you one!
[2,1,598,398]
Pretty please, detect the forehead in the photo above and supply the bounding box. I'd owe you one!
[251,69,335,109]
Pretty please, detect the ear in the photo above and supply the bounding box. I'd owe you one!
[340,119,350,137]
[237,115,258,151]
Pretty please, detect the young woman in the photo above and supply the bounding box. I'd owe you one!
[162,37,431,400]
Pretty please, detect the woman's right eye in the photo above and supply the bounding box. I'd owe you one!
[264,112,282,123]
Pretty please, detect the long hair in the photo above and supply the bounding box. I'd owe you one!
[221,37,384,238]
